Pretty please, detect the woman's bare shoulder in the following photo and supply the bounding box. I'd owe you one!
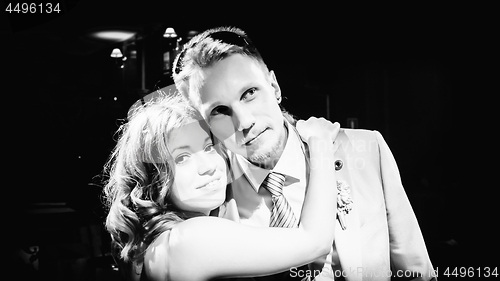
[144,229,172,281]
[143,217,226,280]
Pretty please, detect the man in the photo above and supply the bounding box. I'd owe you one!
[172,26,435,281]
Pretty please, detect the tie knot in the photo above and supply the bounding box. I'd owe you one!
[263,172,286,197]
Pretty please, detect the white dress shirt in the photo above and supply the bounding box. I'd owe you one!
[228,120,309,227]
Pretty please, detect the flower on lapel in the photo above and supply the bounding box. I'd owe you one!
[337,180,353,230]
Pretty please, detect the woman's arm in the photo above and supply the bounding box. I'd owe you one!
[147,119,340,281]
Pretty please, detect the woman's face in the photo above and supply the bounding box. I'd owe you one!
[168,120,227,215]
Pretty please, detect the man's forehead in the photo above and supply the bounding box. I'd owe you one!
[199,55,267,99]
[209,54,264,76]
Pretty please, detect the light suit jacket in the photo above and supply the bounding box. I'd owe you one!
[218,129,436,281]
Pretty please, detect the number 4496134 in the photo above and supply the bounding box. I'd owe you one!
[5,3,61,13]
[442,267,498,278]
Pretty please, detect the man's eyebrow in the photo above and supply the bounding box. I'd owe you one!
[238,83,257,97]
[206,101,221,111]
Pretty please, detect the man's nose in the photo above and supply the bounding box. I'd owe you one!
[232,105,255,131]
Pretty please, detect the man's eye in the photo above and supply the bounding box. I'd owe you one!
[174,154,190,165]
[242,87,257,101]
[211,106,229,116]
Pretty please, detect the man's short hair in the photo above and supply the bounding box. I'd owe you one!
[172,26,268,108]
[172,26,298,124]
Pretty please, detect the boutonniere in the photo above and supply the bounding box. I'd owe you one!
[337,180,353,230]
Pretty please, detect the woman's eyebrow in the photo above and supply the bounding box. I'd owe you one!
[172,136,212,154]
[171,145,190,155]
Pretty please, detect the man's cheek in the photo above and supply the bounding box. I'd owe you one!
[210,117,237,141]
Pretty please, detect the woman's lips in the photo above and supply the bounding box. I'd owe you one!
[197,178,221,190]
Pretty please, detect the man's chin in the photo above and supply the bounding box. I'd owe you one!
[226,139,283,168]
[247,147,282,168]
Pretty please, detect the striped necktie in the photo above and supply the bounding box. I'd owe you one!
[262,172,298,228]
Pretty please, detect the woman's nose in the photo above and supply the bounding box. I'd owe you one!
[197,153,216,175]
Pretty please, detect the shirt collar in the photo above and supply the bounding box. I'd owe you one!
[233,119,306,192]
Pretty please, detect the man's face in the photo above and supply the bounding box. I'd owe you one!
[197,54,286,168]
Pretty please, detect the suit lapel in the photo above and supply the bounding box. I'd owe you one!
[334,131,363,281]
[221,198,240,222]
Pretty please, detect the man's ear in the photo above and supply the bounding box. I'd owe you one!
[269,70,282,103]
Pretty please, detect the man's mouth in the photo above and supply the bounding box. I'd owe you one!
[244,128,268,146]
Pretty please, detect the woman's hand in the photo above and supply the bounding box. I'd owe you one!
[296,117,340,144]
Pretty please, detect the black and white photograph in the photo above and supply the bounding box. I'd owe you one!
[4,1,495,280]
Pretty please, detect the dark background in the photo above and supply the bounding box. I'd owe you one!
[3,1,496,280]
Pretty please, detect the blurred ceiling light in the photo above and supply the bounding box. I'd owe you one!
[110,48,123,58]
[186,30,199,40]
[111,48,127,68]
[163,27,177,38]
[91,30,136,42]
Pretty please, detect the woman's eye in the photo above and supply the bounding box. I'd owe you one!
[204,143,216,153]
[174,154,190,165]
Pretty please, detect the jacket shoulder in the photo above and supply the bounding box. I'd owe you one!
[338,128,385,158]
[342,128,381,142]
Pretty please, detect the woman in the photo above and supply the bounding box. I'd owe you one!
[103,92,339,281]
